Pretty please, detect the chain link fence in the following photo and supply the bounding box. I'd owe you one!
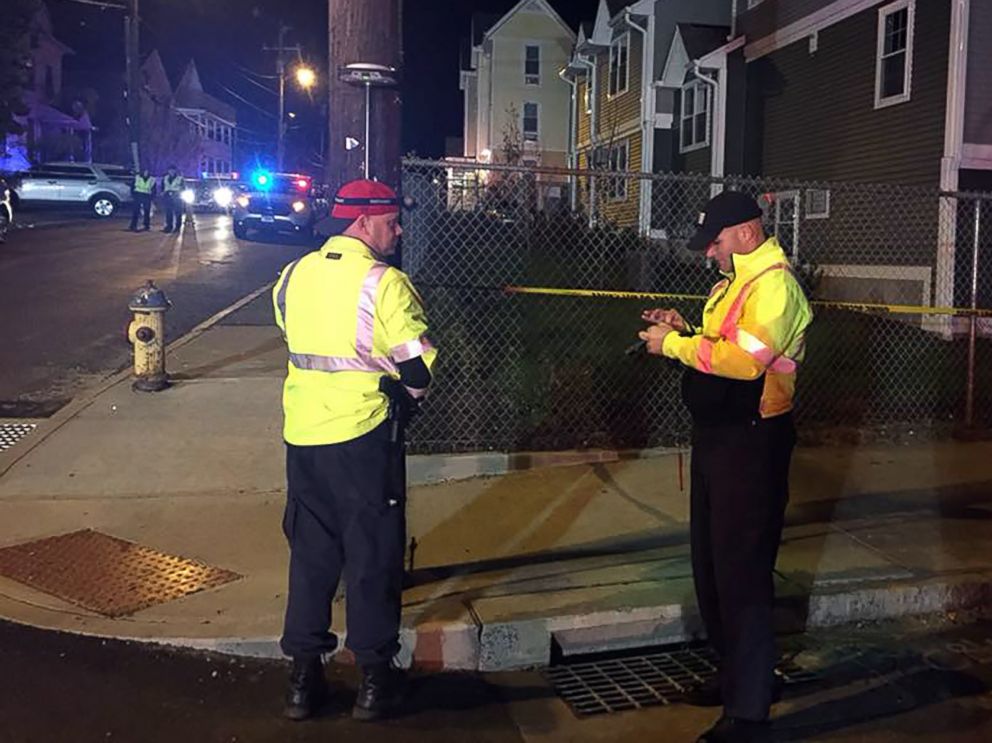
[401,159,992,454]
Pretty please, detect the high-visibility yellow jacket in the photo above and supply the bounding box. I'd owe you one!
[134,175,155,194]
[273,236,437,446]
[662,237,813,418]
[163,174,185,193]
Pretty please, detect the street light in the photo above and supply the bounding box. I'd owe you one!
[295,65,316,89]
[276,63,317,171]
[338,62,399,179]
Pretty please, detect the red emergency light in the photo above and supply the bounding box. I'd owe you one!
[295,178,310,190]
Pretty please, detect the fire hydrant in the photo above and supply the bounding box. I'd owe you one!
[128,280,171,392]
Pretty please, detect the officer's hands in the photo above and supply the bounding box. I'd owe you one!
[638,323,674,356]
[641,308,688,333]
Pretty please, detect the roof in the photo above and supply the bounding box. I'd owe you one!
[480,0,575,43]
[174,60,237,122]
[677,23,732,60]
[606,0,635,18]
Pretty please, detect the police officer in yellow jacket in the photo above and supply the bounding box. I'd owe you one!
[128,168,155,231]
[273,179,436,723]
[639,192,812,743]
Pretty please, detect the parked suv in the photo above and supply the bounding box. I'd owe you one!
[231,171,317,240]
[0,176,13,242]
[11,162,133,218]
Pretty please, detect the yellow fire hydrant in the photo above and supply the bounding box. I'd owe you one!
[128,280,172,391]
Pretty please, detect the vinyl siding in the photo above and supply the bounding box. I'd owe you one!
[754,0,950,185]
[965,0,992,145]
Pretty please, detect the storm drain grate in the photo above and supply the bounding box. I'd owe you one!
[0,529,242,617]
[0,423,37,452]
[546,646,811,717]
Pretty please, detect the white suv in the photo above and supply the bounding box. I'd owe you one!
[11,162,133,218]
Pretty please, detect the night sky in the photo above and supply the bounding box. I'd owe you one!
[47,0,601,167]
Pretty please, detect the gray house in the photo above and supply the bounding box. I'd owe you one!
[660,0,991,314]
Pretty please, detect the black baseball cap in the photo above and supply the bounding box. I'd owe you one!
[687,191,764,251]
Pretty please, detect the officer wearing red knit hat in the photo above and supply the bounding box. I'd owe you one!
[273,178,436,722]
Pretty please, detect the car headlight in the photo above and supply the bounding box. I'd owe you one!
[213,187,233,208]
[180,188,196,205]
[236,195,250,208]
[291,200,306,213]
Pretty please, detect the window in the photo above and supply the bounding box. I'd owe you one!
[609,33,629,97]
[522,102,539,141]
[583,82,591,114]
[525,45,540,85]
[875,0,914,108]
[769,191,801,257]
[606,139,629,201]
[680,81,710,152]
[805,189,830,219]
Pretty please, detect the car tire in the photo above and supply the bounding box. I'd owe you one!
[90,194,119,218]
[233,222,248,240]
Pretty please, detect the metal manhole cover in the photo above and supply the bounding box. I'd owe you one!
[545,646,811,717]
[0,423,37,451]
[0,529,242,617]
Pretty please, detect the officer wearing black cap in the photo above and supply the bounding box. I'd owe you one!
[273,179,436,723]
[638,191,812,743]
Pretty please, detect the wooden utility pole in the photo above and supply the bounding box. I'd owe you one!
[125,0,141,170]
[326,0,403,190]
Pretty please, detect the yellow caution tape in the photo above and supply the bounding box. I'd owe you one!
[502,285,992,318]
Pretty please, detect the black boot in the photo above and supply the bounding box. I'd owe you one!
[352,663,407,721]
[283,656,327,721]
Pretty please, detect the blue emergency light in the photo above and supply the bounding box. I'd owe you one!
[252,169,272,189]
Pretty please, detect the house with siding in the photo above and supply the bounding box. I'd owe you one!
[562,0,730,233]
[1,3,94,171]
[460,0,576,168]
[667,0,991,312]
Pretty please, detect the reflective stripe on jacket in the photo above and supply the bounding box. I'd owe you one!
[662,237,813,418]
[272,235,437,445]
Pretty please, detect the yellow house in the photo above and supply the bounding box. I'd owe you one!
[460,0,576,169]
[563,0,731,234]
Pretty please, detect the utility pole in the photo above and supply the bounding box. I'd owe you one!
[125,0,141,170]
[327,0,403,190]
[264,24,301,172]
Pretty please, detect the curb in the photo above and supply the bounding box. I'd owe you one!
[40,572,992,672]
[408,446,685,486]
[0,282,276,479]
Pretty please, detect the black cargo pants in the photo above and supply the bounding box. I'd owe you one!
[280,422,406,669]
[690,412,795,721]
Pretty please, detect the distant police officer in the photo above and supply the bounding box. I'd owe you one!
[129,168,155,231]
[161,165,185,233]
[273,179,436,722]
[639,192,813,743]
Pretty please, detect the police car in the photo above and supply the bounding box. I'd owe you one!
[231,170,318,241]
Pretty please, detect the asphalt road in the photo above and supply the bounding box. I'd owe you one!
[0,212,313,416]
[0,617,990,743]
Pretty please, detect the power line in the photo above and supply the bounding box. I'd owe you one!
[215,83,277,119]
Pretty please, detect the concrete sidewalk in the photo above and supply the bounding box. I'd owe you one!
[1,294,991,672]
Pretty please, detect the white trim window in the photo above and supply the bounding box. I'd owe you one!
[522,102,540,142]
[875,0,914,109]
[805,188,830,219]
[609,33,629,97]
[583,81,591,115]
[524,44,541,86]
[607,139,629,201]
[680,81,710,153]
